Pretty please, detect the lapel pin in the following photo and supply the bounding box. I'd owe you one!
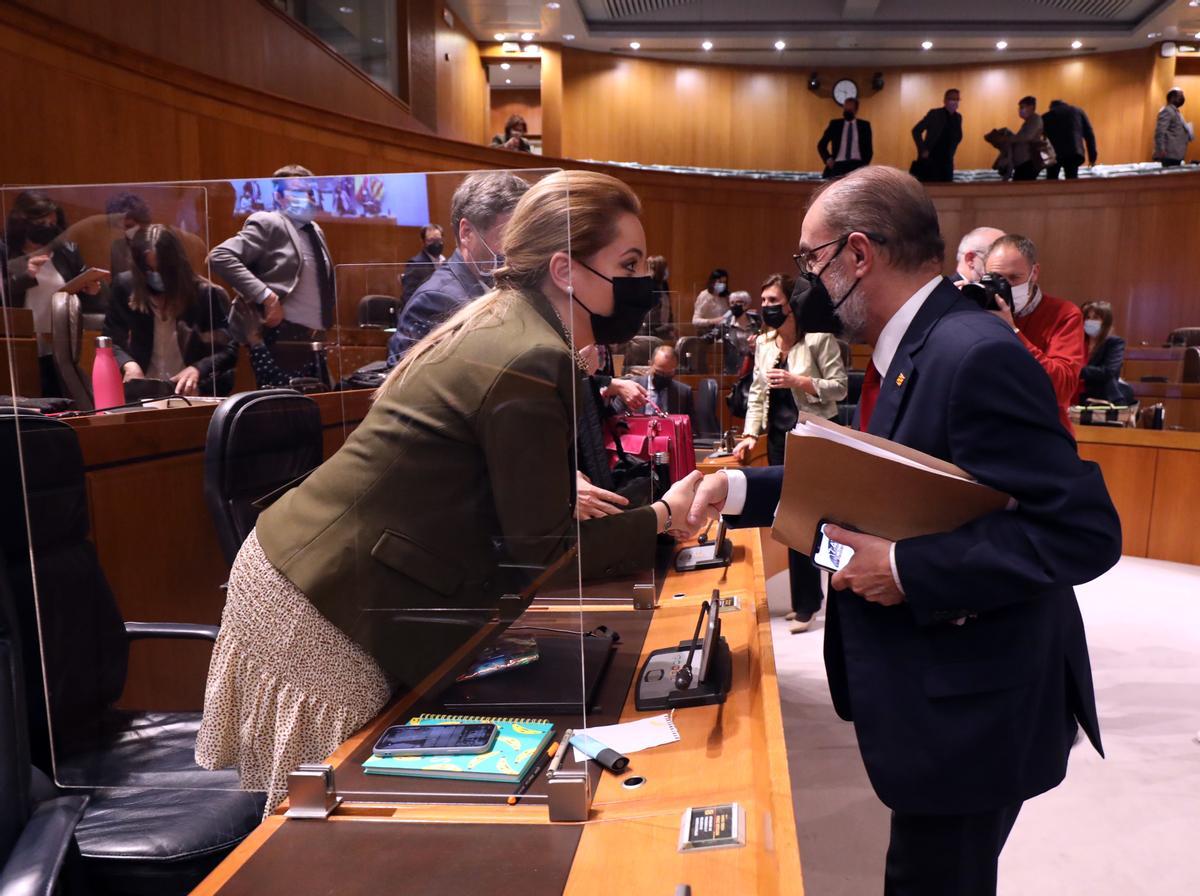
[895,372,906,387]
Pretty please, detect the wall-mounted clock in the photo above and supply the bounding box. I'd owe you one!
[832,78,858,105]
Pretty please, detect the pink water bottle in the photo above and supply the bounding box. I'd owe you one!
[92,335,125,410]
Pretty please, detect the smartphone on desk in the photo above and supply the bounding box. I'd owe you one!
[811,520,856,573]
[372,722,497,757]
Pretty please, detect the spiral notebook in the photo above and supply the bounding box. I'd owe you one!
[361,714,555,783]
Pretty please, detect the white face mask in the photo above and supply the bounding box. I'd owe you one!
[1083,319,1102,337]
[713,282,727,295]
[1010,281,1036,314]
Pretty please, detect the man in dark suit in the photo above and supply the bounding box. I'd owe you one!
[818,97,873,179]
[911,88,963,182]
[1042,99,1097,179]
[682,166,1121,895]
[617,344,695,423]
[399,224,445,305]
[388,171,529,363]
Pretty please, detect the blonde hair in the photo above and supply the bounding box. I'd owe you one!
[376,169,642,397]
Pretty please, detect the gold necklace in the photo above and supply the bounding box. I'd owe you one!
[548,299,591,374]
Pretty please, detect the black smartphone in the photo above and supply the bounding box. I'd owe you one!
[372,722,498,757]
[810,520,857,573]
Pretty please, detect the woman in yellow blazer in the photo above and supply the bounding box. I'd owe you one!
[733,272,848,633]
[196,171,702,813]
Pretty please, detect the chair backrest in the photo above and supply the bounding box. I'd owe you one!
[674,336,709,373]
[0,412,130,769]
[1167,327,1200,347]
[694,378,722,438]
[845,369,866,405]
[621,335,662,368]
[203,390,323,566]
[357,294,399,329]
[0,568,33,866]
[1183,346,1200,383]
[50,292,93,410]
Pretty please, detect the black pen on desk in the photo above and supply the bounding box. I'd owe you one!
[508,740,558,806]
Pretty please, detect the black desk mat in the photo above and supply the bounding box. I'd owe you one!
[334,609,653,805]
[213,820,582,896]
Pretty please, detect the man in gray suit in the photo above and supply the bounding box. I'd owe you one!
[208,164,336,375]
[1154,88,1193,167]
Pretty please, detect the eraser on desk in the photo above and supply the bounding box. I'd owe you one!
[569,732,629,772]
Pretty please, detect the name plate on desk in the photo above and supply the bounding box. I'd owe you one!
[678,803,746,852]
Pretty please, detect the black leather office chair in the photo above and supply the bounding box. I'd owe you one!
[836,368,866,427]
[675,336,711,374]
[620,335,662,369]
[0,412,265,896]
[204,390,323,566]
[0,568,88,896]
[694,377,722,441]
[50,291,94,410]
[357,294,399,329]
[1167,326,1200,347]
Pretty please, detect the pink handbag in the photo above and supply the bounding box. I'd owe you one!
[607,412,695,483]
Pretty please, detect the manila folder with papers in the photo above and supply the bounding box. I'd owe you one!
[772,413,1011,555]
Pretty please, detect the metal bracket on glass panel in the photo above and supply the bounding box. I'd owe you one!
[547,770,591,822]
[633,582,659,611]
[285,763,342,819]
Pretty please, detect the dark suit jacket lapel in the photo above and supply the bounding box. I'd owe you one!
[867,278,960,439]
[446,250,486,300]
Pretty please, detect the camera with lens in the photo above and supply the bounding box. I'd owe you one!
[961,273,1013,312]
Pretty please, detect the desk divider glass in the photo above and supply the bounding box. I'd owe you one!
[2,168,667,809]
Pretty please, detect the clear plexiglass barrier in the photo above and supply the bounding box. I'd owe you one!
[1,167,679,814]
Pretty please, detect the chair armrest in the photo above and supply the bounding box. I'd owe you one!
[124,621,220,642]
[0,795,88,896]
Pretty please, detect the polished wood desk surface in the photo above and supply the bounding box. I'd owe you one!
[194,527,804,896]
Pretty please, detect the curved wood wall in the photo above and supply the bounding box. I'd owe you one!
[1,2,1198,345]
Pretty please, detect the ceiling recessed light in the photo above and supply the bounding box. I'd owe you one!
[338,5,353,13]
[505,78,512,84]
[371,36,383,44]
[1149,32,1162,39]
[774,40,786,51]
[1194,31,1200,39]
[524,44,539,53]
[629,41,640,49]
[521,32,534,41]
[995,40,1008,50]
[921,40,933,50]
[701,40,713,51]
[500,62,511,70]
[1192,0,1200,6]
[546,1,561,8]
[563,33,575,40]
[1071,40,1083,49]
[494,33,506,41]
[502,41,520,52]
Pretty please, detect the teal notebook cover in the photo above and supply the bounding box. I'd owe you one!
[361,714,555,783]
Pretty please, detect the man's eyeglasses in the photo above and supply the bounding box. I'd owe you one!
[792,232,887,275]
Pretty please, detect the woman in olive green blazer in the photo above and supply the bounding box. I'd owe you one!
[196,171,701,812]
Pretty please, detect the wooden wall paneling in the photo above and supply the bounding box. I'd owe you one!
[1075,442,1157,557]
[540,45,563,158]
[434,0,488,146]
[1146,448,1200,564]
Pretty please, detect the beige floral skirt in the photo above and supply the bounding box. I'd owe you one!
[195,529,393,816]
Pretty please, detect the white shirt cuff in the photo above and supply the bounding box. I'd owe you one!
[722,469,748,517]
[888,542,906,597]
[260,285,274,303]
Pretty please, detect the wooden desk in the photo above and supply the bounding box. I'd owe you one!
[1,306,41,397]
[63,390,373,709]
[1076,427,1200,565]
[1121,346,1187,384]
[1127,382,1200,431]
[194,528,804,896]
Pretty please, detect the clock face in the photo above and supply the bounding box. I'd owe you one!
[833,79,858,105]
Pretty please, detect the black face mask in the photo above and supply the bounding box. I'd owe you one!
[572,259,656,345]
[843,110,856,121]
[28,223,61,246]
[789,241,859,336]
[425,241,444,257]
[730,304,746,318]
[651,373,673,390]
[761,305,788,330]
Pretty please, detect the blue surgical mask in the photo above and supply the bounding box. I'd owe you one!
[282,191,317,225]
[145,270,165,294]
[1083,319,1102,338]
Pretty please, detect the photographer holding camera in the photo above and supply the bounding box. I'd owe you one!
[982,234,1086,431]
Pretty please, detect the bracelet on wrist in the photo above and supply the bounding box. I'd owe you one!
[655,499,672,532]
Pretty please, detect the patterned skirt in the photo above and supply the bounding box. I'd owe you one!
[195,529,393,816]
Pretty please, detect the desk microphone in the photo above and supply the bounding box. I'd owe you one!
[674,598,711,690]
